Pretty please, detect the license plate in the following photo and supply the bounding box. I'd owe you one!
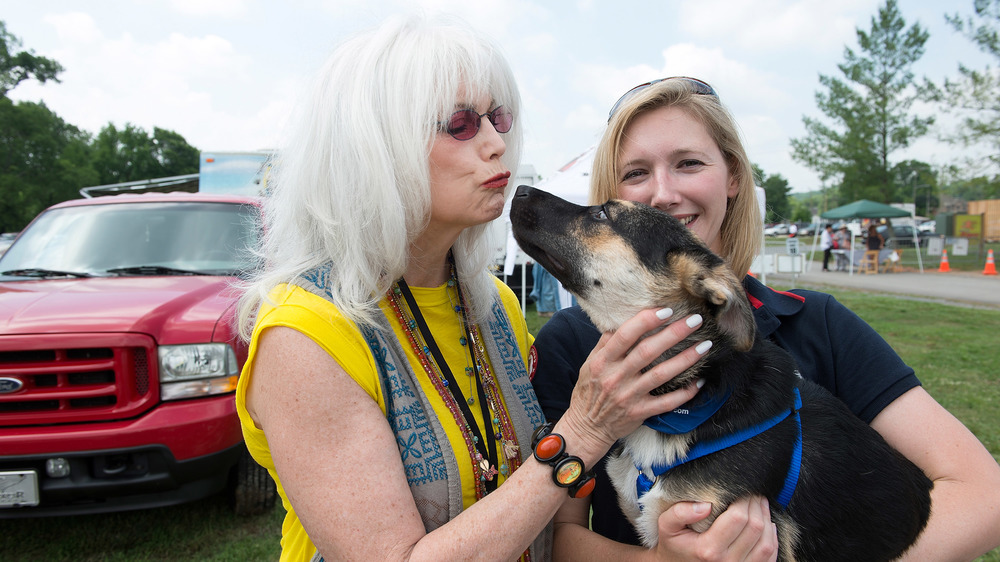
[0,470,40,507]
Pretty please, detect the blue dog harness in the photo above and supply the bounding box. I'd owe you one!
[635,387,803,509]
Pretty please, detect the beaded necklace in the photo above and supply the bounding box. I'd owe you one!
[386,263,523,499]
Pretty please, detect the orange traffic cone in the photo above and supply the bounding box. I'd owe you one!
[938,249,951,273]
[984,249,998,276]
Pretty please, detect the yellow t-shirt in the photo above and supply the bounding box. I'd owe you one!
[235,277,534,561]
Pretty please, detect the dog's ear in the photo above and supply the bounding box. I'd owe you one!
[690,268,756,352]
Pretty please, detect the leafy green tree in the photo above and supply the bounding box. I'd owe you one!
[92,123,199,185]
[0,21,95,231]
[789,195,818,224]
[933,0,1000,175]
[791,0,932,204]
[0,98,96,231]
[941,170,1000,201]
[0,20,200,231]
[0,21,62,98]
[753,163,794,223]
[93,123,159,184]
[891,159,938,215]
[152,127,200,177]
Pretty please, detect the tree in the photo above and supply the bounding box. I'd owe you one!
[891,159,938,216]
[940,168,1000,201]
[934,0,1000,175]
[0,21,63,98]
[791,0,932,204]
[0,98,97,231]
[152,127,200,177]
[0,20,200,231]
[0,21,95,231]
[754,163,794,224]
[92,123,199,185]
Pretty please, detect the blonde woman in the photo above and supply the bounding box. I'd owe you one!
[533,77,1000,560]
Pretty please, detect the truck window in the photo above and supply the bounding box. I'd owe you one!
[0,202,259,277]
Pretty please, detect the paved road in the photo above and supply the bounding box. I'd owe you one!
[762,265,1000,310]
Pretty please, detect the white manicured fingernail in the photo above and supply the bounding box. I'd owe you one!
[686,314,703,328]
[695,340,713,355]
[656,307,673,320]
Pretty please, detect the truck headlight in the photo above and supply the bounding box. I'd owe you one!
[158,343,239,400]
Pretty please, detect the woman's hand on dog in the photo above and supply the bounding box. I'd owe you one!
[556,307,710,466]
[653,498,779,562]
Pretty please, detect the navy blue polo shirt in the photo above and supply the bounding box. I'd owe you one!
[530,275,920,546]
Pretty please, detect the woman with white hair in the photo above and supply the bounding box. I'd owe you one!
[234,15,710,561]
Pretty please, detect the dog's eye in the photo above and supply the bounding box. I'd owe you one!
[593,207,609,221]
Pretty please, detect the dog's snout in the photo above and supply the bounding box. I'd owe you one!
[514,184,533,198]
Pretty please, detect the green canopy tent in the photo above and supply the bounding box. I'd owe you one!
[820,199,913,220]
[818,199,923,273]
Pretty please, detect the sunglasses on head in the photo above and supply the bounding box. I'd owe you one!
[607,76,717,121]
[439,106,513,141]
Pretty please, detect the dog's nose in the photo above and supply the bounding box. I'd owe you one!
[514,184,534,197]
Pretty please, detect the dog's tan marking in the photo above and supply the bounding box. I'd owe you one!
[575,232,665,333]
[671,255,756,352]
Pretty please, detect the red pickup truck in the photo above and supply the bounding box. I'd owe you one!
[0,192,275,517]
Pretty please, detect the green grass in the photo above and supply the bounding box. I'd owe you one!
[5,296,999,561]
[4,495,284,561]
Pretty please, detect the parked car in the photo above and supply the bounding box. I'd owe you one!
[877,224,925,248]
[0,193,276,517]
[918,220,936,234]
[796,222,816,237]
[764,223,790,236]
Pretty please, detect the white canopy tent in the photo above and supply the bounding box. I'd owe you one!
[534,145,596,205]
[502,146,595,312]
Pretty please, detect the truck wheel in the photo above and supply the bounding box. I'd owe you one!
[231,447,277,516]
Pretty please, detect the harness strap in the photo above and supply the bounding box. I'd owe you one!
[636,387,803,509]
[776,396,802,507]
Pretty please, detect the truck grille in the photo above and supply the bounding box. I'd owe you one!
[0,333,157,425]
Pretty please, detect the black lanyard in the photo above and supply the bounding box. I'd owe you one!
[396,279,498,492]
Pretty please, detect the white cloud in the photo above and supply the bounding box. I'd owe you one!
[43,12,102,44]
[168,0,248,17]
[680,0,875,52]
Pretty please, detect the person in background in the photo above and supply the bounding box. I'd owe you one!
[787,222,797,238]
[531,76,1000,560]
[529,261,560,317]
[233,16,711,561]
[866,223,885,251]
[834,225,852,271]
[820,223,834,272]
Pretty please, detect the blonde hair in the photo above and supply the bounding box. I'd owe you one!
[590,80,761,277]
[236,14,522,339]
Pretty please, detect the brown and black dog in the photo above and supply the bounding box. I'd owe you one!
[510,185,931,562]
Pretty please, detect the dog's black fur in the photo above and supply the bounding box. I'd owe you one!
[510,185,931,562]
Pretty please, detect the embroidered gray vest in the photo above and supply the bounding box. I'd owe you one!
[299,265,552,560]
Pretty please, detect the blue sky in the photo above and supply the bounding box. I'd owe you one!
[5,0,995,194]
